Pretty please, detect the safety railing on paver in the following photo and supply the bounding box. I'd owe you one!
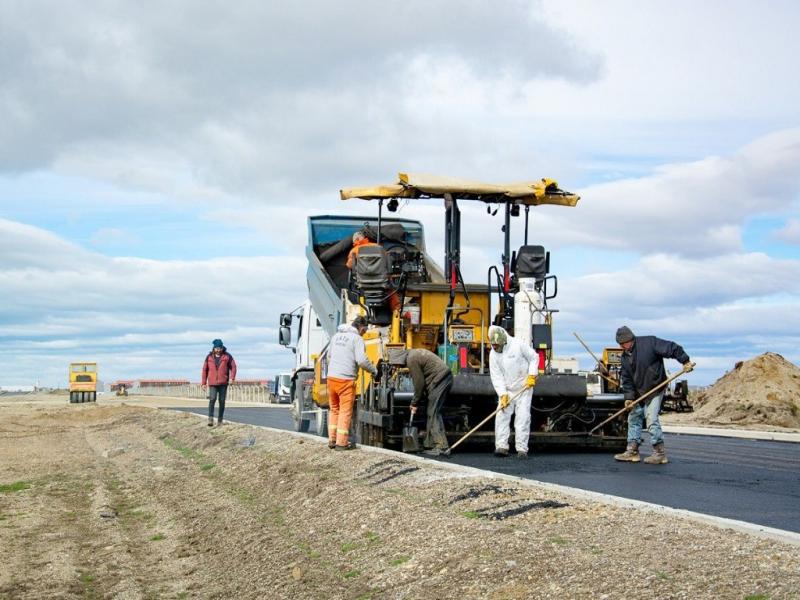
[133,384,278,404]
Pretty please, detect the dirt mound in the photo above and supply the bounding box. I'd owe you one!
[691,352,800,428]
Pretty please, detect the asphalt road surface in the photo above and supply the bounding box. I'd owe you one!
[174,406,800,533]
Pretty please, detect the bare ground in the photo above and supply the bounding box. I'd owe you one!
[1,399,799,599]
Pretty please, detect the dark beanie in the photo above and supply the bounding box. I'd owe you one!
[212,338,224,348]
[615,326,634,344]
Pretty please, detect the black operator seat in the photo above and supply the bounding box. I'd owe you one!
[354,245,393,325]
[514,245,548,285]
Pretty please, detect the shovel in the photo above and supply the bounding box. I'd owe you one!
[402,412,421,453]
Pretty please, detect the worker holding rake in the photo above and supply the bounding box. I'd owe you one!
[488,325,537,459]
[613,326,693,465]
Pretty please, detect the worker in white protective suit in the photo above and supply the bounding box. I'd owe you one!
[488,325,537,458]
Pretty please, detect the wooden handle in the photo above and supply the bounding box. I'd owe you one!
[447,386,529,453]
[589,368,689,434]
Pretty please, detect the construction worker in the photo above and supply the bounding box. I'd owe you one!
[403,348,452,456]
[345,230,378,269]
[613,326,693,465]
[201,338,237,427]
[326,315,378,450]
[488,325,537,458]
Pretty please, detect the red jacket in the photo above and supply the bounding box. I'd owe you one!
[202,351,237,386]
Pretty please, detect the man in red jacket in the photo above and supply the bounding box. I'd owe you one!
[201,338,237,426]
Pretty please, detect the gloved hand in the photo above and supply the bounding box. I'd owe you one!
[525,374,537,388]
[683,361,695,373]
[623,391,634,408]
[499,394,510,410]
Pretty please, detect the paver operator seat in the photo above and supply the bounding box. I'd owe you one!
[353,244,393,325]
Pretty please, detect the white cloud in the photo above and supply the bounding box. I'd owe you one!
[538,0,800,121]
[0,217,307,385]
[515,129,800,258]
[774,218,800,245]
[0,0,602,196]
[2,3,800,387]
[560,253,800,315]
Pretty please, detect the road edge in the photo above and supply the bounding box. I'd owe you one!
[664,425,800,443]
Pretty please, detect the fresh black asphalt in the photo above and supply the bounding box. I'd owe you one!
[173,405,800,533]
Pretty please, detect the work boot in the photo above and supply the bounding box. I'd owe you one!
[327,441,336,450]
[516,451,528,460]
[207,417,214,427]
[217,419,223,427]
[494,448,509,457]
[644,442,669,465]
[614,442,641,462]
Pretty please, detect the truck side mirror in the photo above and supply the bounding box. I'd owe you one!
[279,326,292,346]
[280,313,292,327]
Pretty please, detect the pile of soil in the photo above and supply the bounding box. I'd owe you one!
[691,352,800,428]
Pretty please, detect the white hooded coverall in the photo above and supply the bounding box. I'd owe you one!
[488,326,537,453]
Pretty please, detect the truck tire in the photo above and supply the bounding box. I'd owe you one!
[69,392,77,404]
[291,381,310,433]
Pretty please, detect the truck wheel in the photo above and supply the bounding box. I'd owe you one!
[291,383,310,432]
[69,392,76,404]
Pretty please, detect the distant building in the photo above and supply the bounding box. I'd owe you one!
[233,379,270,387]
[0,385,35,393]
[136,380,190,388]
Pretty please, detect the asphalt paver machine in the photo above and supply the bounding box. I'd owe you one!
[297,173,627,451]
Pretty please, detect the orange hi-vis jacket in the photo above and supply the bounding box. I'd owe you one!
[346,239,379,269]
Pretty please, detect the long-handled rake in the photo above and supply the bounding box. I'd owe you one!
[443,385,531,456]
[588,362,695,435]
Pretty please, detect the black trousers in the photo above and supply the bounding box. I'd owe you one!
[208,384,228,421]
[424,373,452,450]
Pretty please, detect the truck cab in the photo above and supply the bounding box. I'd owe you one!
[278,299,329,431]
[276,372,292,404]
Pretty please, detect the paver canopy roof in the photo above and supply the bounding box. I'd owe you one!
[340,173,579,207]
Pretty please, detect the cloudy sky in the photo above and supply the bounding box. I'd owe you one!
[2,0,799,387]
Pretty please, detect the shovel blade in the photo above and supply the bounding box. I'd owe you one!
[402,425,420,453]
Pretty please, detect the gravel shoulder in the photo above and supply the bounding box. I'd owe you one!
[1,400,799,599]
